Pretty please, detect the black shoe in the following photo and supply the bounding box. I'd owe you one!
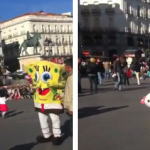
[36,135,54,143]
[52,137,63,146]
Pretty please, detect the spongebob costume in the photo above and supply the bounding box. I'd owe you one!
[25,61,67,145]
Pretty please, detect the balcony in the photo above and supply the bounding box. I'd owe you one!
[144,13,148,20]
[105,27,118,33]
[91,8,101,16]
[62,41,68,46]
[49,30,54,33]
[81,9,90,16]
[69,41,73,45]
[92,27,103,32]
[82,27,91,31]
[66,30,72,34]
[60,30,66,33]
[105,7,115,14]
[56,42,61,46]
[49,42,55,46]
[8,35,12,39]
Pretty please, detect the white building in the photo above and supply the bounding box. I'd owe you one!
[1,11,73,57]
[79,0,150,57]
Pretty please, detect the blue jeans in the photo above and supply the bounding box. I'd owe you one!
[114,72,122,90]
[105,70,110,79]
[97,72,102,85]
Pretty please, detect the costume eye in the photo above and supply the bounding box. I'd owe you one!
[148,100,150,102]
[34,72,39,82]
[41,72,51,82]
[62,71,68,77]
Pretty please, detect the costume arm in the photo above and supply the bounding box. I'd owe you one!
[47,80,66,89]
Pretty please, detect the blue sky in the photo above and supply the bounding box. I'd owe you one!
[0,0,72,21]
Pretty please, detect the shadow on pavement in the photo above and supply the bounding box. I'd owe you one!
[78,105,129,119]
[78,93,92,97]
[7,111,24,118]
[9,142,37,150]
[123,86,149,91]
[61,119,72,142]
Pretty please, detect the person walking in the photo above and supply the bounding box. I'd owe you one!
[121,57,130,85]
[63,58,73,136]
[103,60,111,80]
[134,58,141,85]
[114,56,123,91]
[78,58,82,93]
[87,58,98,93]
[96,58,104,85]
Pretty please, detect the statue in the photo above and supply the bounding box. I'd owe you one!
[27,31,32,40]
[19,32,42,56]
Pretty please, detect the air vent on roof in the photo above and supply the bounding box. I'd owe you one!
[39,10,44,13]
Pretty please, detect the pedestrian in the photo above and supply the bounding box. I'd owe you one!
[63,58,73,136]
[114,56,123,91]
[87,58,98,93]
[96,58,104,85]
[103,60,111,80]
[0,86,9,118]
[78,58,82,93]
[134,58,141,85]
[121,57,130,85]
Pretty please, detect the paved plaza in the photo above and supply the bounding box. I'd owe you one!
[0,100,72,150]
[79,78,150,150]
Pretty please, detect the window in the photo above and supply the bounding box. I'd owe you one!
[67,25,70,32]
[61,25,64,32]
[33,25,36,32]
[55,25,57,32]
[70,46,72,54]
[83,2,88,5]
[63,46,66,54]
[84,18,89,27]
[108,17,114,27]
[94,1,99,5]
[62,36,65,43]
[42,25,45,32]
[48,25,51,32]
[57,47,59,54]
[94,17,100,27]
[148,24,150,33]
[56,36,59,43]
[69,36,71,42]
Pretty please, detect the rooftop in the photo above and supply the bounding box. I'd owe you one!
[1,11,68,23]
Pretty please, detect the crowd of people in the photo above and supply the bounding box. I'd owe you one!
[1,84,32,100]
[78,56,150,93]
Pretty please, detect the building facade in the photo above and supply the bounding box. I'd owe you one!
[0,11,73,70]
[79,0,150,58]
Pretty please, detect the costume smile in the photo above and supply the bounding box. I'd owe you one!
[37,88,50,96]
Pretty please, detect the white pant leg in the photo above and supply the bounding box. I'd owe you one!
[135,72,140,85]
[2,111,6,117]
[38,112,51,138]
[49,113,61,137]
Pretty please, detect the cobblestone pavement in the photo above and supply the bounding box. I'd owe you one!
[79,78,150,150]
[0,100,72,150]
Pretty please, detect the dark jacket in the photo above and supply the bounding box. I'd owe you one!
[87,62,97,75]
[134,60,141,72]
[114,60,122,73]
[122,61,128,73]
[0,88,9,98]
[96,62,104,73]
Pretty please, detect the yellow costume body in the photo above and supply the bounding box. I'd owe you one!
[25,61,67,143]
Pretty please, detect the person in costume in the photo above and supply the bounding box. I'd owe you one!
[141,93,150,107]
[25,61,67,145]
[0,86,9,118]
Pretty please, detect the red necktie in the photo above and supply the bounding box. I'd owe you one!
[41,104,44,112]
